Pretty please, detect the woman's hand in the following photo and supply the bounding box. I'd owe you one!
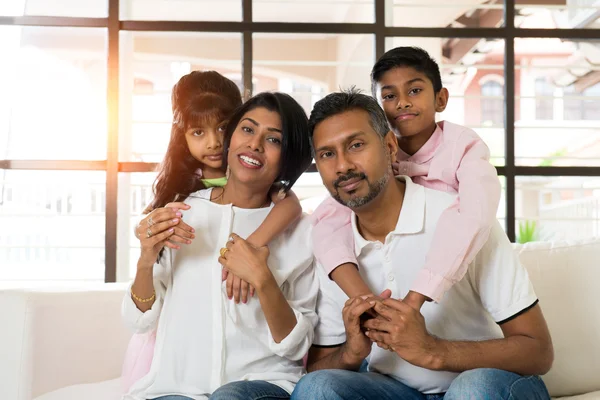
[218,233,272,290]
[135,202,195,251]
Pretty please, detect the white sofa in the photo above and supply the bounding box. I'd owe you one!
[1,239,599,400]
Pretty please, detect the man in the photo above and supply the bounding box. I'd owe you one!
[292,89,553,399]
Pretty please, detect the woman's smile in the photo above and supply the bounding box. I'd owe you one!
[238,153,264,169]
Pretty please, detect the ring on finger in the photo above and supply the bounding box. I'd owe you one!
[147,216,154,226]
[220,247,229,257]
[146,228,152,238]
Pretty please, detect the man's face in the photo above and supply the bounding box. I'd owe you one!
[312,109,398,210]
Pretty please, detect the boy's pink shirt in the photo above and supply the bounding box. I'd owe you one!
[311,121,501,302]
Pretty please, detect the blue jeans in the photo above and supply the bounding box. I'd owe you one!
[151,380,290,400]
[291,368,550,400]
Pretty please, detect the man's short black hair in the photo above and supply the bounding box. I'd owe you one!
[308,87,389,150]
[371,46,443,96]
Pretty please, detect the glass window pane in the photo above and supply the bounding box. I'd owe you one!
[0,27,107,160]
[253,0,374,23]
[120,0,241,21]
[0,0,107,17]
[0,170,106,282]
[515,2,600,29]
[516,176,600,242]
[515,38,600,166]
[253,33,374,114]
[385,37,505,166]
[119,32,242,162]
[295,172,330,215]
[388,1,504,28]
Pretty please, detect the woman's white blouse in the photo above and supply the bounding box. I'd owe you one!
[122,189,318,400]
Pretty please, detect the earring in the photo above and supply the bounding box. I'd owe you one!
[194,168,203,178]
[225,165,231,180]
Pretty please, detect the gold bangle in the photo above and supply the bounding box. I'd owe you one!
[131,289,156,303]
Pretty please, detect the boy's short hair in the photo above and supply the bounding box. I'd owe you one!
[371,46,443,96]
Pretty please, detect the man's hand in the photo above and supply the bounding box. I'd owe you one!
[340,297,376,366]
[341,290,393,366]
[362,298,441,370]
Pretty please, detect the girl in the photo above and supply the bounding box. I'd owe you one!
[123,71,303,392]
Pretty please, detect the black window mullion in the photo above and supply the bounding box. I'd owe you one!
[374,0,385,60]
[504,0,516,242]
[242,0,253,100]
[105,0,119,283]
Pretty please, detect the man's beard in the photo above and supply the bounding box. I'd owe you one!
[331,168,390,209]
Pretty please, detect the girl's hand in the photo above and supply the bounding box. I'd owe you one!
[392,161,400,176]
[269,187,286,204]
[138,208,181,267]
[222,268,255,304]
[135,202,195,250]
[218,233,271,289]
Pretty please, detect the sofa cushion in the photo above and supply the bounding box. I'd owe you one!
[0,284,131,400]
[555,391,600,400]
[516,239,600,398]
[33,378,122,400]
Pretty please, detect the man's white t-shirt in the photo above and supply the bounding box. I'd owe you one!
[314,176,538,394]
[122,189,318,400]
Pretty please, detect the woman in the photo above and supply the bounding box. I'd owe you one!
[123,92,315,400]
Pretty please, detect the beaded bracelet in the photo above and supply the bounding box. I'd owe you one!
[131,289,156,303]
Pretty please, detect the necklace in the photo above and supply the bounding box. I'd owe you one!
[213,186,270,208]
[212,187,226,204]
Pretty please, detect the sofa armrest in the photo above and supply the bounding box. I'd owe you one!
[0,283,131,400]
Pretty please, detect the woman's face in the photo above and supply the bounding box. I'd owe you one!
[227,107,283,189]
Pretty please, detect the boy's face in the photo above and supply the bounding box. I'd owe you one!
[374,66,448,139]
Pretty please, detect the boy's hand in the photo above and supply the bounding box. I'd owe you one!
[404,291,429,311]
[358,290,393,326]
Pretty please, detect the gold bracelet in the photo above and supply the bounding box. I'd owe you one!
[131,289,156,303]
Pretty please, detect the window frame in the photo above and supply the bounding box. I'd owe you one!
[2,0,600,282]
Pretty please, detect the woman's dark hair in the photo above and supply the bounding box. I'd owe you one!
[223,92,312,193]
[150,71,242,210]
[371,46,443,96]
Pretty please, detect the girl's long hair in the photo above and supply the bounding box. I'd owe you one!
[149,71,242,210]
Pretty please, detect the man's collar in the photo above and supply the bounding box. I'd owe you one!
[351,176,425,256]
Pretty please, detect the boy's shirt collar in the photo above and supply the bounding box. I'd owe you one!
[396,121,443,164]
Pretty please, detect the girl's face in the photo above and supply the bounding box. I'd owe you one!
[227,107,283,189]
[184,118,227,178]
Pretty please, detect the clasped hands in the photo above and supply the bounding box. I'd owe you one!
[218,233,271,304]
[343,290,440,370]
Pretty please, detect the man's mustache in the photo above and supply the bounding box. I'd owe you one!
[333,171,366,189]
